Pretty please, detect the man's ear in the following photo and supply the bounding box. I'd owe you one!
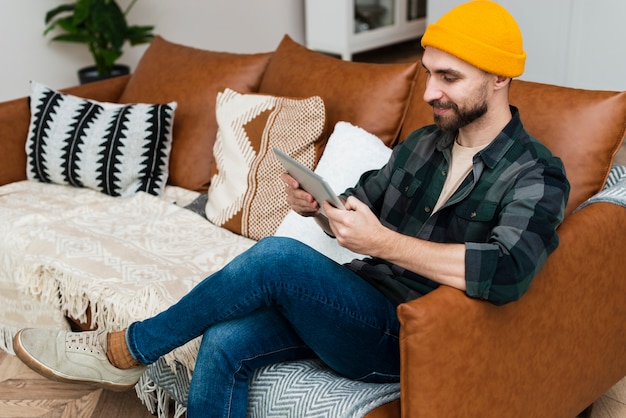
[494,75,511,91]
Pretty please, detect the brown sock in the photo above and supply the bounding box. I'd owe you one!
[106,330,141,369]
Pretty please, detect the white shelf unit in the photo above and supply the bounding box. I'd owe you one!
[305,0,427,61]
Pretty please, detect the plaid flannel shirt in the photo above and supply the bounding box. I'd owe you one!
[342,107,570,306]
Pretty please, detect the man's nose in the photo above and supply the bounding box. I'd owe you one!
[423,77,443,104]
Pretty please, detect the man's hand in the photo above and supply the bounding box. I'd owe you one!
[281,173,320,217]
[323,196,384,255]
[325,197,467,291]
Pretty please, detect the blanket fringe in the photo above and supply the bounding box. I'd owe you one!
[0,326,15,354]
[18,264,91,324]
[18,262,202,373]
[163,338,200,378]
[18,262,165,329]
[136,374,187,418]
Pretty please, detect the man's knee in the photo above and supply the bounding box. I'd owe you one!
[248,236,311,263]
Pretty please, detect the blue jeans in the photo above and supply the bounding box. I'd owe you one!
[126,236,401,418]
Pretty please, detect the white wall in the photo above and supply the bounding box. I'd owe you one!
[1,0,624,103]
[427,0,626,92]
[0,0,305,102]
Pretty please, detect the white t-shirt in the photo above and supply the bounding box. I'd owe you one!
[433,141,487,213]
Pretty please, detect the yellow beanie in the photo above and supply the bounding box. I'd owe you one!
[421,1,526,78]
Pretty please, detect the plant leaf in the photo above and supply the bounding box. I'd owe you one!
[126,25,154,45]
[45,4,75,24]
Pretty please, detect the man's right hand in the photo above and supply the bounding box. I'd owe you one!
[280,173,320,217]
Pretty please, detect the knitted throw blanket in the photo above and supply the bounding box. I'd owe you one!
[0,180,401,418]
[575,164,626,211]
[0,180,254,368]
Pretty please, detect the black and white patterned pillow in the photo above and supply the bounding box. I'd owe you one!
[26,81,177,197]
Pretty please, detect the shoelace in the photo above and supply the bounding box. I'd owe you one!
[65,331,104,355]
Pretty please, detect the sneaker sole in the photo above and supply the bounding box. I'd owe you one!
[13,329,139,392]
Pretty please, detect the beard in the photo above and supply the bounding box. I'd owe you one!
[430,99,488,133]
[429,81,490,133]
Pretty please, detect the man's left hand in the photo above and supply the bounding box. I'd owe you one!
[323,197,385,255]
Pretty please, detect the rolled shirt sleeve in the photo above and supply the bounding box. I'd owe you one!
[465,157,569,305]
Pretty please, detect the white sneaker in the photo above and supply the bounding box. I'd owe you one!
[13,328,146,391]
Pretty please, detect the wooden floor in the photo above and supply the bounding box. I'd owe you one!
[0,350,154,418]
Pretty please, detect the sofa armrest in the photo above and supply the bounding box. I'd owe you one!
[0,96,30,186]
[398,202,626,418]
[0,75,131,186]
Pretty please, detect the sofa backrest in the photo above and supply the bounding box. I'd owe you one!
[400,65,626,217]
[117,36,273,192]
[258,35,419,159]
[509,81,626,216]
[1,37,624,217]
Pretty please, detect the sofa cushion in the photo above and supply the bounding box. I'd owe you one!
[26,81,176,197]
[275,121,392,264]
[258,35,418,157]
[145,357,400,417]
[118,36,272,192]
[205,88,325,240]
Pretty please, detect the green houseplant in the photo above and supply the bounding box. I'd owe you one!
[44,0,154,83]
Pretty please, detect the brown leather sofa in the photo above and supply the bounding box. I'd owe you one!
[1,35,625,418]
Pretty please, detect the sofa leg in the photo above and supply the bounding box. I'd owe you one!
[577,403,594,418]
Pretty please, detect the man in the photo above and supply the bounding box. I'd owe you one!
[13,2,569,418]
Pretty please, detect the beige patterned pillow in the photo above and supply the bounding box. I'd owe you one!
[205,88,325,240]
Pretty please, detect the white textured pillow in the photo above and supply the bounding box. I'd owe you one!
[26,81,176,197]
[274,121,392,264]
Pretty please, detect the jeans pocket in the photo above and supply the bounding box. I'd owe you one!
[354,371,400,384]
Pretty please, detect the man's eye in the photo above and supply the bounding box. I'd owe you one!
[443,76,457,83]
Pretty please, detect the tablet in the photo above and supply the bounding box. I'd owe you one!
[273,147,345,210]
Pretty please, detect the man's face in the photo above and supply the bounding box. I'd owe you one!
[421,47,492,133]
